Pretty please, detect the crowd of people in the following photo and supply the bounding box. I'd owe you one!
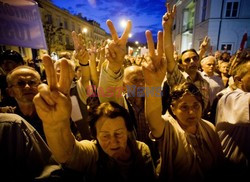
[0,3,250,182]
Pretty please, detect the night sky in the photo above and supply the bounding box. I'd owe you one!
[52,0,167,44]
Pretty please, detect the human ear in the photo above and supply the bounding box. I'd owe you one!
[170,104,176,116]
[6,87,14,97]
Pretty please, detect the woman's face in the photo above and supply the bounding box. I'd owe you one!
[96,116,129,160]
[171,93,202,129]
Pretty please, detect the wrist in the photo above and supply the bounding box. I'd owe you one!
[79,62,89,66]
[108,62,122,74]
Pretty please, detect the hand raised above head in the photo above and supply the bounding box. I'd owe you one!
[142,30,167,87]
[72,31,89,64]
[199,36,210,50]
[105,19,132,72]
[162,3,176,30]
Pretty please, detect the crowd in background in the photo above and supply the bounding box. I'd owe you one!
[0,3,250,182]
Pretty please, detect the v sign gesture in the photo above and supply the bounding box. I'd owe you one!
[142,31,167,87]
[143,31,167,138]
[33,55,75,162]
[105,19,132,73]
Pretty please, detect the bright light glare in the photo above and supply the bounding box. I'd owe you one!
[135,41,139,45]
[83,28,87,33]
[129,33,132,38]
[120,20,127,28]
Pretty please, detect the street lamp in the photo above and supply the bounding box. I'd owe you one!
[120,20,127,28]
[128,33,132,38]
[83,28,88,34]
[135,41,139,45]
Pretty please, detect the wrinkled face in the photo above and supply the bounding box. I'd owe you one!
[181,51,199,74]
[124,67,145,97]
[219,62,229,74]
[8,68,40,103]
[171,93,202,129]
[96,116,129,160]
[202,58,215,75]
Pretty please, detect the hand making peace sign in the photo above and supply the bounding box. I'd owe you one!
[142,30,167,87]
[105,19,132,73]
[33,55,73,127]
[72,31,89,65]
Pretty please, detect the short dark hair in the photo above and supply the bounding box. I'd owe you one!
[88,101,134,138]
[181,48,199,57]
[167,82,204,118]
[0,50,24,65]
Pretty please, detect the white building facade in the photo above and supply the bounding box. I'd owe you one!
[168,0,250,55]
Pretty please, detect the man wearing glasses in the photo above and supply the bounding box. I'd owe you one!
[5,65,46,141]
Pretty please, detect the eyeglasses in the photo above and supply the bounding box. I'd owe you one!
[183,56,199,63]
[11,79,40,88]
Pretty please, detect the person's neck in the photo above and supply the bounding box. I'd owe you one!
[221,72,229,77]
[185,125,197,135]
[205,71,214,77]
[188,71,198,81]
[17,102,36,117]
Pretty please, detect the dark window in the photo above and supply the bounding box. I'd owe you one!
[201,0,207,21]
[232,2,238,17]
[225,2,239,17]
[46,14,52,24]
[221,44,232,51]
[226,2,232,17]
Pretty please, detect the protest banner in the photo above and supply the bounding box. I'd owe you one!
[0,0,47,49]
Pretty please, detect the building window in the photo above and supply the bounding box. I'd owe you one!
[71,22,75,31]
[225,1,239,17]
[201,0,207,22]
[66,35,70,45]
[64,19,68,29]
[220,43,232,52]
[46,14,52,24]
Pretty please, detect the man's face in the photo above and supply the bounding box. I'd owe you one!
[124,66,145,98]
[8,68,40,103]
[201,58,215,75]
[181,51,199,74]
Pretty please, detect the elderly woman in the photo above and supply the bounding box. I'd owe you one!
[142,12,224,181]
[33,55,156,181]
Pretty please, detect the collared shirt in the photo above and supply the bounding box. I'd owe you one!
[200,71,224,106]
[167,64,210,113]
[126,96,150,144]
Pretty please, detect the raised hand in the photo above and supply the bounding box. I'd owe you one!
[72,31,89,65]
[142,31,167,87]
[162,3,176,30]
[105,19,132,72]
[33,55,72,127]
[199,36,210,51]
[162,3,176,73]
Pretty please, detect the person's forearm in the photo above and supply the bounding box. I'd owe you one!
[98,61,124,106]
[80,65,91,86]
[43,120,75,163]
[145,86,164,138]
[89,59,99,86]
[164,29,176,74]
